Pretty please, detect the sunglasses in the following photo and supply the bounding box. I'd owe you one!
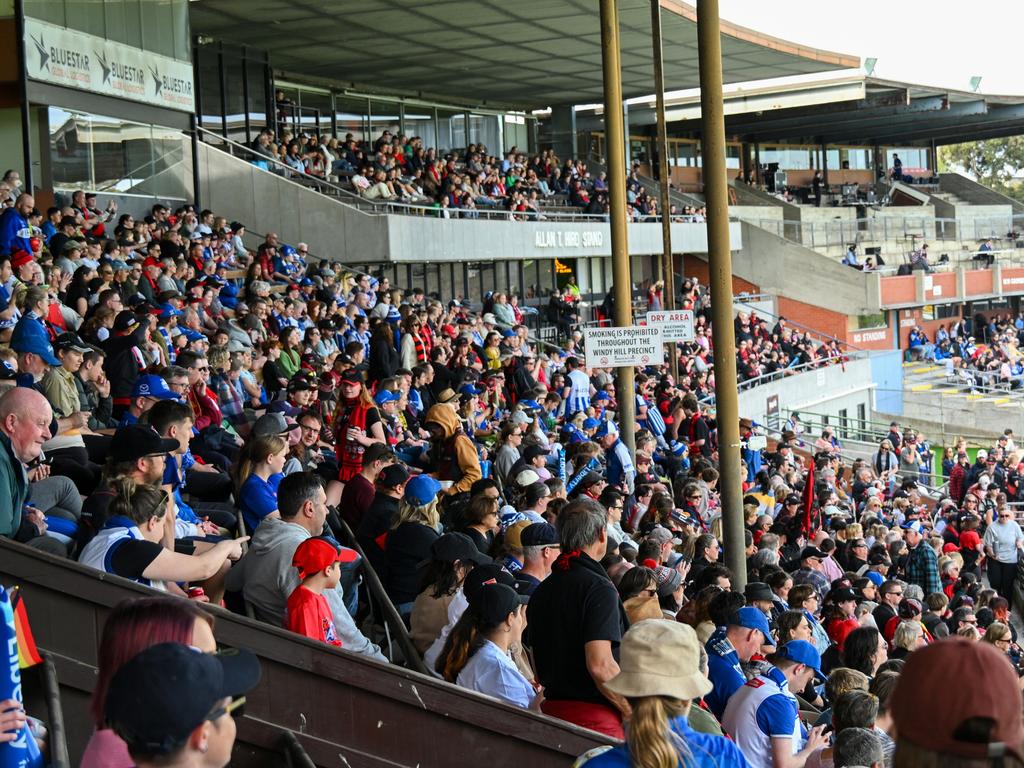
[206,695,247,723]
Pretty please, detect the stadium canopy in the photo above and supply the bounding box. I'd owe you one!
[577,75,1024,145]
[188,0,858,109]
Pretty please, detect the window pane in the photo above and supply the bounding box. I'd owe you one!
[246,57,269,137]
[404,106,436,151]
[437,109,466,152]
[469,114,499,155]
[24,0,64,25]
[299,90,332,135]
[65,0,105,37]
[223,51,246,143]
[369,100,400,145]
[335,96,367,143]
[197,46,223,131]
[141,0,174,58]
[49,107,94,190]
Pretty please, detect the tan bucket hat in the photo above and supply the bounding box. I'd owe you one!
[604,620,713,701]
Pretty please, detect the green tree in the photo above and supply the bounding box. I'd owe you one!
[939,137,1024,202]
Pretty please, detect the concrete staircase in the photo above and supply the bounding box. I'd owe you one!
[899,359,1024,437]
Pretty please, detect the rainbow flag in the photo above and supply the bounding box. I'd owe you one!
[0,586,44,767]
[8,587,42,669]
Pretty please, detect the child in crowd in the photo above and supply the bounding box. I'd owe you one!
[285,536,346,647]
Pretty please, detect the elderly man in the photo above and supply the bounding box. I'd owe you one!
[0,387,64,555]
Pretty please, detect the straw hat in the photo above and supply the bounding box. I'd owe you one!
[604,620,712,701]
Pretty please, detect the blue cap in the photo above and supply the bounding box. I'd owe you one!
[728,606,772,638]
[10,321,59,366]
[111,259,129,271]
[670,440,687,456]
[158,303,181,319]
[502,329,516,337]
[900,520,925,534]
[594,420,618,439]
[281,245,296,257]
[373,389,401,406]
[300,278,315,287]
[593,391,610,401]
[182,329,206,343]
[865,570,884,587]
[582,417,601,430]
[775,640,825,681]
[132,374,179,400]
[459,383,482,396]
[404,475,441,507]
[520,399,542,411]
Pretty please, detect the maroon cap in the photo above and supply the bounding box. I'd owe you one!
[890,637,1024,761]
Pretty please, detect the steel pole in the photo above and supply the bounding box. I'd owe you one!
[697,0,745,588]
[600,0,637,458]
[650,0,679,384]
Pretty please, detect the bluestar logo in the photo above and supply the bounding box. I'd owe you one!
[96,50,110,83]
[31,34,49,70]
[150,65,163,96]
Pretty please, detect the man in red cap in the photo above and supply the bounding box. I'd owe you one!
[285,536,353,647]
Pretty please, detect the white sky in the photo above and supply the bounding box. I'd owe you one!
[718,0,1024,95]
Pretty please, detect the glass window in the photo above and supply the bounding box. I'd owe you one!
[403,106,436,150]
[196,46,223,132]
[24,0,65,25]
[299,89,332,135]
[669,141,698,168]
[494,260,509,294]
[369,100,401,145]
[726,144,741,170]
[425,263,441,298]
[140,0,175,58]
[335,96,368,143]
[469,114,500,155]
[64,0,105,38]
[437,109,466,152]
[537,259,554,297]
[523,259,540,300]
[466,263,482,305]
[223,52,246,143]
[452,263,467,303]
[246,56,269,138]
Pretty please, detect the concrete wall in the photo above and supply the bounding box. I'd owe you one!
[730,206,783,227]
[871,350,904,415]
[736,354,878,426]
[735,221,881,316]
[941,172,1024,215]
[197,141,741,263]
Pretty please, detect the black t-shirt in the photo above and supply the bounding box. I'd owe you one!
[109,538,164,580]
[527,551,626,705]
[357,493,400,582]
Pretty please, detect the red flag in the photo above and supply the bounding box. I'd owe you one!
[801,459,816,536]
[11,587,42,668]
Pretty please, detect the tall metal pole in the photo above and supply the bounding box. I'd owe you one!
[650,0,679,385]
[697,0,745,588]
[600,0,636,458]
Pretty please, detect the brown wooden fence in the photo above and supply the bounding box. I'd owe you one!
[0,539,614,767]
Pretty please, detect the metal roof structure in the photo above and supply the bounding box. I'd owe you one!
[188,0,858,109]
[575,75,1024,145]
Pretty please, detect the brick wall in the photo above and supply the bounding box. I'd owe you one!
[776,296,849,342]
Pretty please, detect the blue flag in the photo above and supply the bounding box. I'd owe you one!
[0,588,43,768]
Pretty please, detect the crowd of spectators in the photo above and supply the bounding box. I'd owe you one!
[0,181,1022,767]
[907,313,1024,393]
[252,118,710,223]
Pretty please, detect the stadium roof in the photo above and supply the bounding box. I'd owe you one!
[189,0,858,109]
[575,75,1024,145]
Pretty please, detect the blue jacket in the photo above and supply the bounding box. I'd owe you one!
[704,628,746,719]
[576,714,750,767]
[0,208,31,256]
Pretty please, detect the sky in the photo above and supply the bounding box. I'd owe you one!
[717,0,1024,95]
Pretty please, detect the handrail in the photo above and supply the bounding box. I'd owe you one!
[732,296,864,353]
[95,141,187,195]
[699,353,861,407]
[197,126,618,223]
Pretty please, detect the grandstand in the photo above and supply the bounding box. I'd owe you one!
[2,1,1024,767]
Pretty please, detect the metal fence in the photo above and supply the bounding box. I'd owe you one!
[751,214,1019,250]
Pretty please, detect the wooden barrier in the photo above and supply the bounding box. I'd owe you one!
[0,540,613,767]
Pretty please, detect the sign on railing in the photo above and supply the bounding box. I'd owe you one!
[646,310,695,342]
[583,326,664,367]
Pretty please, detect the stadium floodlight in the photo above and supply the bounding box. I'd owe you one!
[864,58,877,77]
[969,76,983,92]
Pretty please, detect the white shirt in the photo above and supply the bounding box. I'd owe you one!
[456,639,534,708]
[424,587,469,672]
[566,369,591,414]
[984,519,1024,563]
[722,667,804,768]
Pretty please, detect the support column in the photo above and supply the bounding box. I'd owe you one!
[549,104,577,161]
[698,0,745,589]
[650,0,678,383]
[741,141,751,184]
[820,137,829,185]
[600,0,636,459]
[14,0,33,192]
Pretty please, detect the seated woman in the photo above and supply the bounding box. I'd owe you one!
[78,478,245,602]
[233,434,288,534]
[385,475,443,618]
[460,494,500,556]
[575,621,747,767]
[436,583,537,709]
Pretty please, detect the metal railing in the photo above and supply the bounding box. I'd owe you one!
[199,126,656,224]
[698,353,862,409]
[751,214,1017,251]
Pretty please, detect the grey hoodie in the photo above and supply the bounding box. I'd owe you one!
[226,516,386,662]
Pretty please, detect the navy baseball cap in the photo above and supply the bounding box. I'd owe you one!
[105,643,261,756]
[10,320,59,365]
[728,606,772,638]
[775,639,825,682]
[132,374,179,400]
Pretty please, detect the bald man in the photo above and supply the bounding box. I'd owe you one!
[0,387,65,555]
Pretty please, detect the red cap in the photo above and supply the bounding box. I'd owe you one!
[891,637,1024,761]
[28,237,41,253]
[291,538,347,579]
[942,542,960,553]
[11,250,33,269]
[143,256,161,268]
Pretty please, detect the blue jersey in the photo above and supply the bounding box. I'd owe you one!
[576,715,750,768]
